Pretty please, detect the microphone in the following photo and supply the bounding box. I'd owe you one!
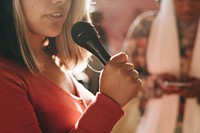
[71,21,111,65]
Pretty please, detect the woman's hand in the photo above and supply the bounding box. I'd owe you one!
[99,52,142,107]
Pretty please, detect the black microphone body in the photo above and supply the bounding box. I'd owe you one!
[71,21,111,65]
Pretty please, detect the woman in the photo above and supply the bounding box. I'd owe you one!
[0,0,141,132]
[123,0,200,132]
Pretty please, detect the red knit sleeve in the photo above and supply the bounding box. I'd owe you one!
[0,72,42,133]
[0,61,124,133]
[69,92,124,133]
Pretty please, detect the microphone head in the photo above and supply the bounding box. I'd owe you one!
[71,21,111,65]
[71,21,100,47]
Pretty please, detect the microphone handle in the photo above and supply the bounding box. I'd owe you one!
[86,38,111,65]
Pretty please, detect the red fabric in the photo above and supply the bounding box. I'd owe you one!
[0,56,124,133]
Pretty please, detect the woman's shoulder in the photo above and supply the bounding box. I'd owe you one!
[0,56,27,74]
[0,56,30,91]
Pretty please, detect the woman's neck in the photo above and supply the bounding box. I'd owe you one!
[27,32,57,70]
[27,32,76,95]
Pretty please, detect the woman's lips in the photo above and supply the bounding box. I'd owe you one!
[47,11,65,22]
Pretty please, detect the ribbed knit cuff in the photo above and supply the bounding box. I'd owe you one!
[75,92,124,133]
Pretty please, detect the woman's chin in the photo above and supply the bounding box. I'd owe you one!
[47,31,62,37]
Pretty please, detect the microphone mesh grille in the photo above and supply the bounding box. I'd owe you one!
[71,21,99,47]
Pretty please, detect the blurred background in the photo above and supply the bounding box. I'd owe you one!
[82,0,158,95]
[74,1,158,132]
[75,0,200,133]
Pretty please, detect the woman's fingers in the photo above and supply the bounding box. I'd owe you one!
[110,52,128,64]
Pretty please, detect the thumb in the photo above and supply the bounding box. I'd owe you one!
[110,52,128,64]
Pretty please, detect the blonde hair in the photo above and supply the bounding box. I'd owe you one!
[12,0,91,73]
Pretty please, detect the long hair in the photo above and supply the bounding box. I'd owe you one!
[0,0,26,67]
[56,0,92,72]
[0,0,91,73]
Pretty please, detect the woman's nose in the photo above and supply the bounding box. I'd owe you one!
[52,0,65,5]
[52,0,66,10]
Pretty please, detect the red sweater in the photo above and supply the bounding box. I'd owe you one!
[0,56,124,133]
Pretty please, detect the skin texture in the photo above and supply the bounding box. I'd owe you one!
[100,53,141,107]
[21,0,71,38]
[20,0,75,95]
